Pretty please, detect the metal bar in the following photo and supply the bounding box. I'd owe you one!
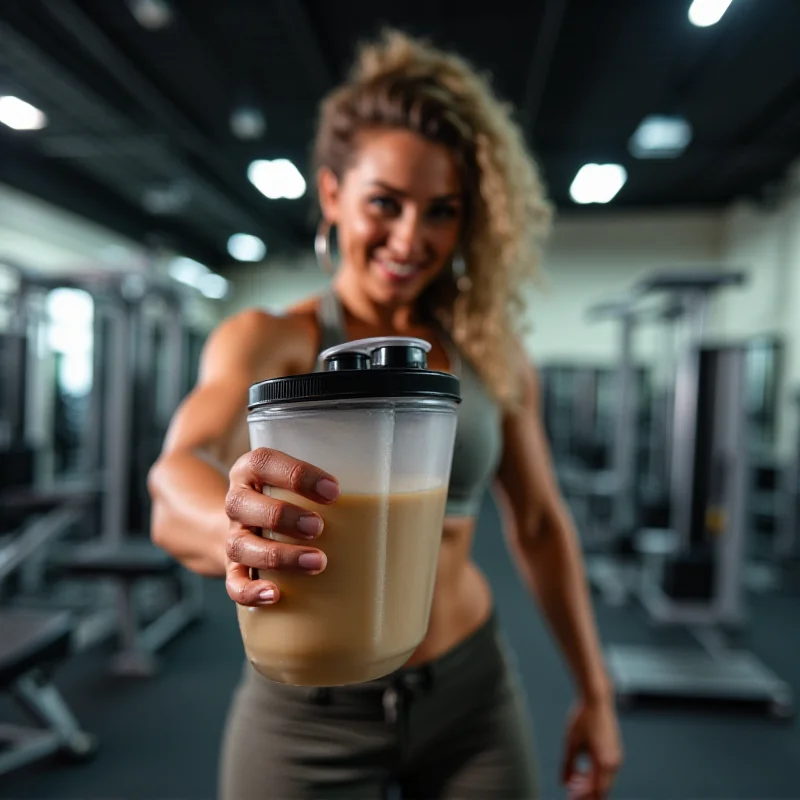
[76,304,105,477]
[776,393,800,558]
[162,298,187,416]
[100,302,132,545]
[0,330,27,448]
[632,269,748,296]
[686,291,711,346]
[0,730,61,777]
[0,723,53,742]
[521,0,570,134]
[273,0,335,96]
[611,312,638,535]
[37,134,169,159]
[669,345,702,551]
[711,346,748,626]
[110,579,158,676]
[114,581,141,657]
[139,598,198,653]
[72,606,119,652]
[13,673,85,741]
[0,506,85,583]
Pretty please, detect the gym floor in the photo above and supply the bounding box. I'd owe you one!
[2,497,797,800]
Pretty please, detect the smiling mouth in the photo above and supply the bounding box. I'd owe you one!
[375,259,424,282]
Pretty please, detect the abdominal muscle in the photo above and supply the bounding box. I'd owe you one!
[403,515,494,667]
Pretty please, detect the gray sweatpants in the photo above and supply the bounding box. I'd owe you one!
[219,614,540,799]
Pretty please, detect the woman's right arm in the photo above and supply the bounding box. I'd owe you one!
[148,311,341,590]
[147,311,269,577]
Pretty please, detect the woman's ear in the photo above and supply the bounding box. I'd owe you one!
[317,167,340,224]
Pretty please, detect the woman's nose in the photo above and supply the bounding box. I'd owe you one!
[387,209,425,261]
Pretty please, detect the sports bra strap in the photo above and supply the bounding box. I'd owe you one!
[315,288,348,361]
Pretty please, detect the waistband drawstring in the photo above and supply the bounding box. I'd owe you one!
[381,667,433,743]
[309,667,434,743]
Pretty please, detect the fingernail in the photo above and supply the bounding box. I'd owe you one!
[315,478,340,502]
[296,514,323,537]
[298,552,325,571]
[259,588,276,603]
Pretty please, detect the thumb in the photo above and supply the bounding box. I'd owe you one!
[589,746,616,799]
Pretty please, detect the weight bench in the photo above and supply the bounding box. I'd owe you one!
[60,540,203,677]
[0,485,100,600]
[0,609,96,777]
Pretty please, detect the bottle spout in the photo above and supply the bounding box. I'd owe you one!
[320,337,432,372]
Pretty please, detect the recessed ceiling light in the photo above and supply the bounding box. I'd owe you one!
[629,115,693,159]
[569,164,628,205]
[127,0,173,30]
[0,96,47,130]
[227,233,267,262]
[688,0,734,27]
[168,256,208,287]
[168,256,229,299]
[230,106,266,141]
[142,180,191,215]
[247,159,306,200]
[198,273,229,300]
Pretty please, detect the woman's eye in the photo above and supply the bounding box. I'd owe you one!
[369,196,401,214]
[428,204,459,221]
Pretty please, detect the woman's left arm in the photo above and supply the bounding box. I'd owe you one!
[494,355,623,797]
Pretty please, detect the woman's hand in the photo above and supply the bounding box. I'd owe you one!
[224,447,340,606]
[561,697,623,799]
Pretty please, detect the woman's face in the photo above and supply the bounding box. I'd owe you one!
[318,128,463,308]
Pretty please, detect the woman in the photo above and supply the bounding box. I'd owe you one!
[149,30,622,800]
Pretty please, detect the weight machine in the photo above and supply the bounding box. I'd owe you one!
[584,271,746,602]
[0,263,206,678]
[590,270,793,718]
[776,390,800,562]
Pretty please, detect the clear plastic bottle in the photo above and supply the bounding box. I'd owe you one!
[239,337,460,686]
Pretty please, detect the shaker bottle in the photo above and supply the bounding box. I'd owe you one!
[239,336,460,686]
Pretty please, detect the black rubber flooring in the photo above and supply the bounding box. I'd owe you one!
[1,495,797,799]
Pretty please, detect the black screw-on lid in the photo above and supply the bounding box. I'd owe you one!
[248,337,461,409]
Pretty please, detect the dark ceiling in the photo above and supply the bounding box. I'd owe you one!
[1,0,799,267]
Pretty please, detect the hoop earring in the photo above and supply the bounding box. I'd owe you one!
[452,252,472,292]
[315,220,336,275]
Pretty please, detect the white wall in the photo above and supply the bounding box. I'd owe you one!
[717,199,789,340]
[0,183,148,272]
[0,183,224,331]
[524,210,725,364]
[717,185,800,448]
[222,255,330,317]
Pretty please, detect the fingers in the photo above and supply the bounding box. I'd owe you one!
[566,774,593,800]
[226,560,280,607]
[225,528,327,574]
[561,732,581,785]
[230,448,340,503]
[224,448,336,610]
[225,486,324,537]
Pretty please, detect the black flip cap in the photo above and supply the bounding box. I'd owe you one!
[370,345,427,370]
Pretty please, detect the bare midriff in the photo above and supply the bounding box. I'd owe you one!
[404,515,494,666]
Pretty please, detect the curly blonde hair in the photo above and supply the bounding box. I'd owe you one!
[313,29,552,406]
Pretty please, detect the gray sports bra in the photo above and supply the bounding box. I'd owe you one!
[315,290,503,518]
